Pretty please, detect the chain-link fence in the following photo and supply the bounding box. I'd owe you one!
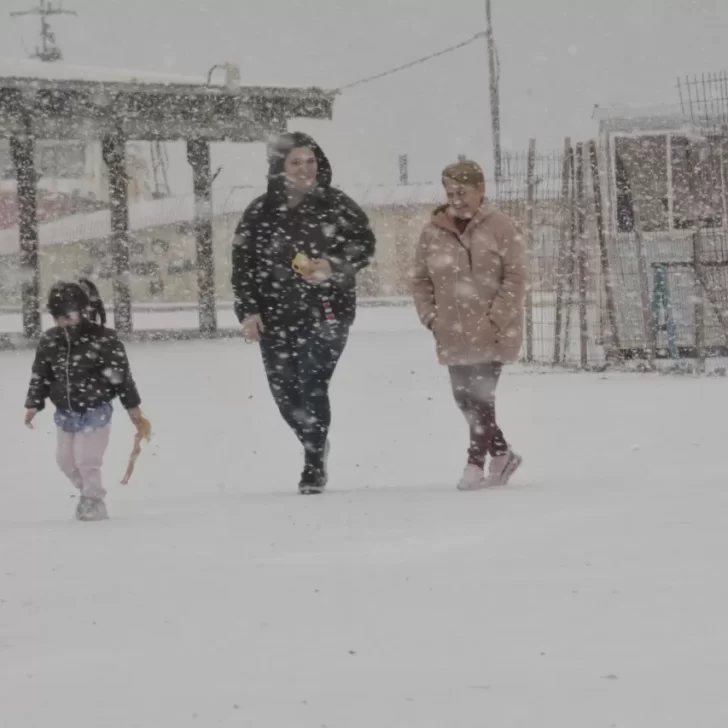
[3,137,728,368]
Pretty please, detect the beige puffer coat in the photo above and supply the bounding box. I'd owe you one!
[411,201,526,366]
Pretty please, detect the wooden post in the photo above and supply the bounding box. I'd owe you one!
[399,154,409,185]
[562,143,578,363]
[10,123,41,339]
[686,141,705,371]
[102,131,132,335]
[692,228,705,370]
[553,138,572,365]
[524,138,536,363]
[485,0,502,184]
[720,136,728,238]
[187,139,217,336]
[589,139,621,356]
[576,142,589,368]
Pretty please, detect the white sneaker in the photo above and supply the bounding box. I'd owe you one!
[484,450,522,487]
[457,464,487,491]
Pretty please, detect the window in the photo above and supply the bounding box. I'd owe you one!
[614,133,724,234]
[614,135,669,233]
[670,136,723,229]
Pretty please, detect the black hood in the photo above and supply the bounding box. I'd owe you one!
[47,281,89,320]
[264,132,332,206]
[47,279,107,326]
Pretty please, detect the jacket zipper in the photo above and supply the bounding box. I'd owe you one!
[453,233,470,357]
[64,328,75,413]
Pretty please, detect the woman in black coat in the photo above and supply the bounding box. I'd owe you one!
[231,132,376,493]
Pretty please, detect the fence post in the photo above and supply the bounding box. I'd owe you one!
[562,143,578,363]
[588,139,621,358]
[621,156,656,366]
[101,129,132,336]
[553,137,572,365]
[187,139,217,337]
[9,121,41,340]
[576,142,589,368]
[524,138,536,363]
[686,141,705,371]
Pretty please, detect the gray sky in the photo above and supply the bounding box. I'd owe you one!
[2,0,727,189]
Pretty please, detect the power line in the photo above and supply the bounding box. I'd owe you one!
[338,31,486,91]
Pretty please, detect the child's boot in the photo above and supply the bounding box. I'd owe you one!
[75,495,109,521]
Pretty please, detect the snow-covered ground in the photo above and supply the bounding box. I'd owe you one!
[1,308,727,727]
[0,298,605,367]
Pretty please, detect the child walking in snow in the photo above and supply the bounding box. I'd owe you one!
[24,279,146,521]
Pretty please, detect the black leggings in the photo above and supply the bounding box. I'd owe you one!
[259,322,349,469]
[448,362,508,468]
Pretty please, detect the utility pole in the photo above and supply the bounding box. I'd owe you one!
[10,1,77,62]
[485,0,502,184]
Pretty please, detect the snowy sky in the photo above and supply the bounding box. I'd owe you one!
[1,0,727,189]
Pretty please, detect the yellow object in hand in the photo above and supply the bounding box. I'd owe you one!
[292,252,315,277]
[136,415,153,441]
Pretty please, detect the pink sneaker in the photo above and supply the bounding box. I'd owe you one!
[484,450,522,487]
[457,464,486,491]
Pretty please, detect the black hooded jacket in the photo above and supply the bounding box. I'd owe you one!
[231,132,376,329]
[25,319,141,414]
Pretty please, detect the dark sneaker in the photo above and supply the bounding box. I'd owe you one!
[299,464,326,495]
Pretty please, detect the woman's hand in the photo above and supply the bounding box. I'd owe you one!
[24,409,37,429]
[242,314,265,342]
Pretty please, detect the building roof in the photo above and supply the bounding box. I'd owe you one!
[0,58,336,142]
[0,57,320,95]
[0,182,444,255]
[592,102,704,134]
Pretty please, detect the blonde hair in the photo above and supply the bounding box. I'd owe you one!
[442,160,485,188]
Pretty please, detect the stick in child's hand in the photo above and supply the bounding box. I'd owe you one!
[121,415,152,485]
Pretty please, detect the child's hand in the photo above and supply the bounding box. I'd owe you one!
[128,407,142,423]
[128,408,152,439]
[24,409,38,429]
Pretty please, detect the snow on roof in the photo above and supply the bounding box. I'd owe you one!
[0,57,312,91]
[0,183,443,255]
[592,102,688,122]
[0,58,217,87]
[591,102,702,133]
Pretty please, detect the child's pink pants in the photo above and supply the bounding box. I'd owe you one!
[56,426,111,500]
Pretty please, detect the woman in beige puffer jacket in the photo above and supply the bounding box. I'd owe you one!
[411,160,526,491]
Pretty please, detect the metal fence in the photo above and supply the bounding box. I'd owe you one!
[2,139,728,369]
